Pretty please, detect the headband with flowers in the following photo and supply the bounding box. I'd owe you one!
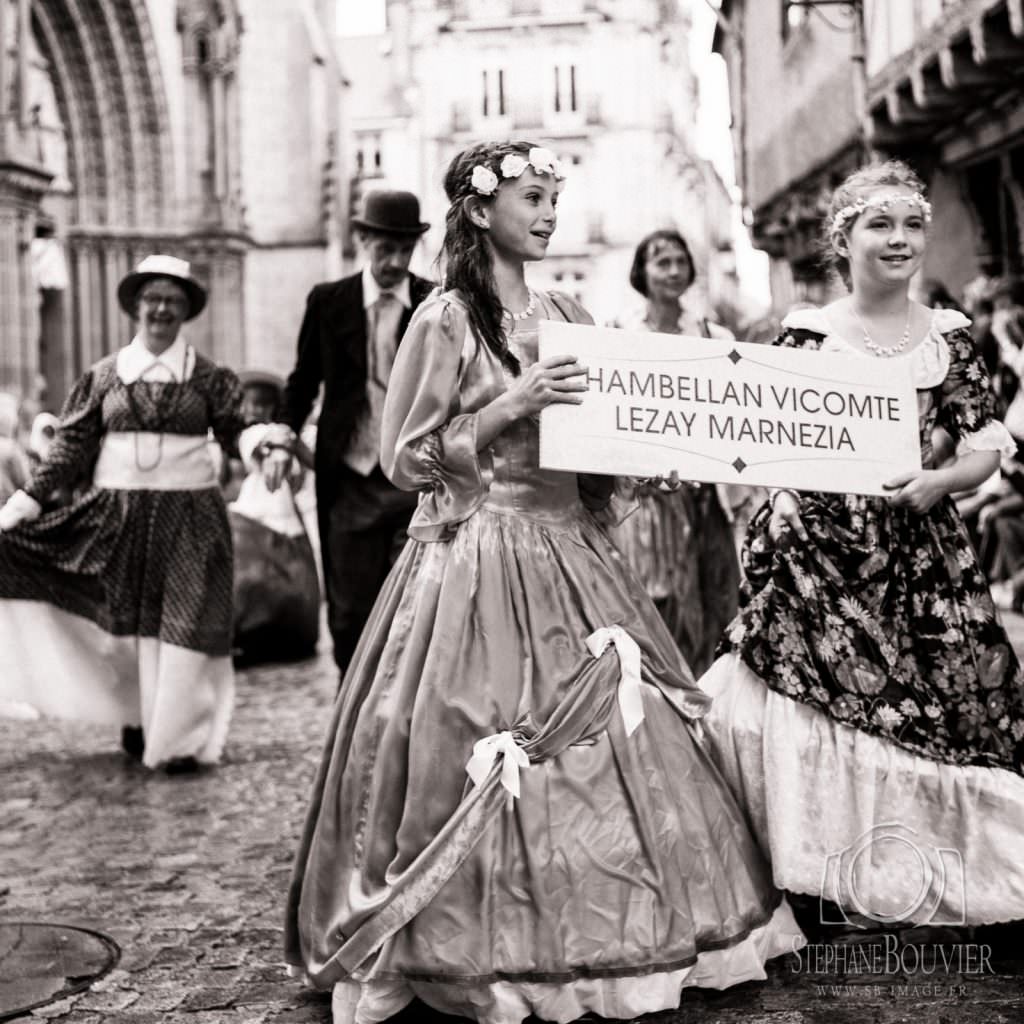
[831,191,932,235]
[470,147,566,197]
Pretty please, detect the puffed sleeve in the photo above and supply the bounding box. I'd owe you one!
[381,294,491,541]
[938,327,1016,459]
[208,366,246,457]
[23,367,106,503]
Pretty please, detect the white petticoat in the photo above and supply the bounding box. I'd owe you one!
[330,900,803,1024]
[701,653,1024,926]
[0,599,233,768]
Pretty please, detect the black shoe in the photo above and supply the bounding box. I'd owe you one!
[121,726,145,761]
[164,756,200,775]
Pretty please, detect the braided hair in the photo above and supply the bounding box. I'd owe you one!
[439,140,541,376]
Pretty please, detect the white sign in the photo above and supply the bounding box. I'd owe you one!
[538,322,921,496]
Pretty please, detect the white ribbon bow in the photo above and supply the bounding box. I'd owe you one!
[465,731,530,802]
[585,625,646,737]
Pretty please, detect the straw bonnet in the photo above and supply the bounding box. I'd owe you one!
[117,255,208,320]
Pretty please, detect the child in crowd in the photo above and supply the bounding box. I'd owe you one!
[702,161,1024,926]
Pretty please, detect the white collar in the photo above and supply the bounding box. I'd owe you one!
[118,333,191,383]
[362,266,411,310]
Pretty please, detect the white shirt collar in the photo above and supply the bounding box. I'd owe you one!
[362,265,411,310]
[118,333,191,383]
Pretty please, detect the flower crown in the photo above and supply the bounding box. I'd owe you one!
[831,191,932,234]
[470,147,565,197]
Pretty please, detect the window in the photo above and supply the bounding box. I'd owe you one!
[355,134,383,177]
[553,63,579,114]
[482,68,506,118]
[781,1,808,40]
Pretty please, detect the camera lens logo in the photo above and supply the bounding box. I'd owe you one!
[820,823,966,926]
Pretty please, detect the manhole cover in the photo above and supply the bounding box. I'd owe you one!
[0,922,119,1020]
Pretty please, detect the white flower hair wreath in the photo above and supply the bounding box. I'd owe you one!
[831,191,932,234]
[470,147,566,196]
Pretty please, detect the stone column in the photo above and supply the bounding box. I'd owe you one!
[0,163,53,393]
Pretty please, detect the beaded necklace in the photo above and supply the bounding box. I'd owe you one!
[502,291,536,323]
[122,348,191,471]
[850,303,912,358]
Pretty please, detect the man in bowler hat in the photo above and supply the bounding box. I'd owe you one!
[284,190,434,674]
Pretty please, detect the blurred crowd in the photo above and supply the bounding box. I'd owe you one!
[926,274,1024,612]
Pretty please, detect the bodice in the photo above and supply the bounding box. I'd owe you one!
[784,307,967,469]
[479,321,585,525]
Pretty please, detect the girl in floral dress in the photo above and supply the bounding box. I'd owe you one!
[702,162,1024,925]
[286,141,802,1024]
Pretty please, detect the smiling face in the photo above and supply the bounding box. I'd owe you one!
[643,238,693,303]
[483,168,559,264]
[136,278,190,351]
[837,185,928,291]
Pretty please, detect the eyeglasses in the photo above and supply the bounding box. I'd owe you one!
[139,291,187,311]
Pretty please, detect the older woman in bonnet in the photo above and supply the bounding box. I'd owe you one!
[0,254,291,772]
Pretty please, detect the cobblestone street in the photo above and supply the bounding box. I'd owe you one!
[2,621,1024,1024]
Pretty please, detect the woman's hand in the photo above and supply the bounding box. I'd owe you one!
[768,489,809,545]
[506,355,587,419]
[0,491,42,532]
[883,469,948,514]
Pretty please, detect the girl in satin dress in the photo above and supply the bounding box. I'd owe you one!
[285,140,803,1024]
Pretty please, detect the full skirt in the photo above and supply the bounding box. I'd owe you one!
[285,506,802,1024]
[0,485,235,767]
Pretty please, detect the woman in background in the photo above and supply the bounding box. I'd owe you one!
[610,229,741,675]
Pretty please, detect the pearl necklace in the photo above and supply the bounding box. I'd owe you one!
[850,303,912,358]
[503,291,536,322]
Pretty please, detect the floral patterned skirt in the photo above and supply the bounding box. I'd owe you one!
[720,491,1024,772]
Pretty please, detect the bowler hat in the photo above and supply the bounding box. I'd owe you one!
[117,254,208,320]
[351,190,430,236]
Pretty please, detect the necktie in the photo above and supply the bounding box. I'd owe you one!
[371,292,400,390]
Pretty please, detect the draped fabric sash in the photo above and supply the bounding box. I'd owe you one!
[301,625,699,986]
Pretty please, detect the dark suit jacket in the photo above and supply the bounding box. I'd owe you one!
[283,270,435,502]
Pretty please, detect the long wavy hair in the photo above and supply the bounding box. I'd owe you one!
[439,140,540,376]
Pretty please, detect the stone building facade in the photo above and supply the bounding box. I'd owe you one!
[714,0,1024,312]
[339,0,738,326]
[0,0,347,406]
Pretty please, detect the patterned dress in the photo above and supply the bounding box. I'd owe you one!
[702,307,1024,925]
[608,308,741,675]
[286,290,803,1024]
[0,345,243,768]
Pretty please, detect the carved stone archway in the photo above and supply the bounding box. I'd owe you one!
[2,0,248,403]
